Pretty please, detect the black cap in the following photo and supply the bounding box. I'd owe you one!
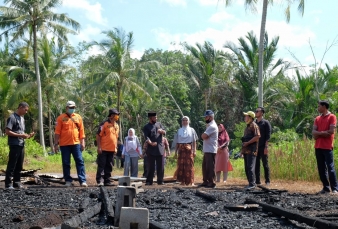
[148,111,157,117]
[108,108,120,117]
[204,110,214,117]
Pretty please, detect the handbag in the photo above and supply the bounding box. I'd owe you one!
[228,160,233,171]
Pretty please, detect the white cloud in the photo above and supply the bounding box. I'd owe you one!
[62,0,107,25]
[76,25,103,43]
[152,18,316,56]
[161,0,187,7]
[131,49,144,60]
[198,0,218,6]
[209,11,234,23]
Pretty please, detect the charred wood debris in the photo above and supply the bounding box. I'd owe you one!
[0,170,338,228]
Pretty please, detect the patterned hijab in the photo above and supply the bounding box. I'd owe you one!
[218,124,229,146]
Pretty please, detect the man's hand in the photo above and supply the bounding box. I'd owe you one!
[97,148,102,154]
[264,147,268,155]
[242,142,249,147]
[80,143,85,151]
[54,145,59,154]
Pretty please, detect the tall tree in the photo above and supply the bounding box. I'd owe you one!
[223,0,305,106]
[0,0,80,151]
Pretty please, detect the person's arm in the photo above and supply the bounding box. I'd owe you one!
[96,134,102,154]
[165,138,170,156]
[5,128,30,139]
[243,124,260,147]
[264,120,272,154]
[201,133,209,140]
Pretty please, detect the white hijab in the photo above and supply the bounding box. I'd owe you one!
[126,128,137,151]
[177,116,194,143]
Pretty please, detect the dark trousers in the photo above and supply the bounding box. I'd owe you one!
[143,155,148,178]
[244,153,256,187]
[255,147,270,184]
[146,155,163,184]
[5,145,24,188]
[96,151,114,184]
[315,148,338,192]
[202,153,216,185]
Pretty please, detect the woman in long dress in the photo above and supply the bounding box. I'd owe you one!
[122,128,142,177]
[215,124,231,183]
[174,116,198,186]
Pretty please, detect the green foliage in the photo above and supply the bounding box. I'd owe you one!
[270,128,299,144]
[230,122,246,150]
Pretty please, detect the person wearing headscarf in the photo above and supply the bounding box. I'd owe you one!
[122,128,142,177]
[215,124,231,183]
[173,116,198,186]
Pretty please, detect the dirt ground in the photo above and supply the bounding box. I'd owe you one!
[82,172,324,194]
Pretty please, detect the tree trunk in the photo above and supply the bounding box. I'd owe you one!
[48,102,54,154]
[117,83,123,141]
[33,25,46,153]
[258,0,268,107]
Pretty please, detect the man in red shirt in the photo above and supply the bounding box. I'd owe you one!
[312,100,338,194]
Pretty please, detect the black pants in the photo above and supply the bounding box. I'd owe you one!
[96,151,114,184]
[143,155,148,178]
[5,145,25,188]
[202,153,216,185]
[255,147,270,184]
[146,155,163,184]
[244,153,256,187]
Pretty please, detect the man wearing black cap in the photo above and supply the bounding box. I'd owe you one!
[143,111,166,185]
[95,108,120,186]
[200,110,218,188]
[312,100,338,194]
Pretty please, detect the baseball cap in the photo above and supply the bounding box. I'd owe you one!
[243,111,255,119]
[108,108,120,117]
[204,110,214,117]
[66,101,76,107]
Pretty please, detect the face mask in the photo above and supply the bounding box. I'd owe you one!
[112,115,119,121]
[68,108,75,114]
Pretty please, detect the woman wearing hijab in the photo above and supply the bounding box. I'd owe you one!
[174,116,198,186]
[122,128,143,177]
[215,124,231,182]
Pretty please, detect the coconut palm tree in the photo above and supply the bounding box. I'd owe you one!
[86,27,157,139]
[222,0,305,106]
[224,31,287,109]
[0,0,80,151]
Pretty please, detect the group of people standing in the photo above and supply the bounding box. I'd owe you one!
[3,100,337,194]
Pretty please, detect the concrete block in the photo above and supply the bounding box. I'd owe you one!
[114,186,136,227]
[119,207,149,229]
[118,176,131,186]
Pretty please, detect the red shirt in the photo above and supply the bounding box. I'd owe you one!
[314,112,336,150]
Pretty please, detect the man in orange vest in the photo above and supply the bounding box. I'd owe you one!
[54,101,87,187]
[96,108,120,186]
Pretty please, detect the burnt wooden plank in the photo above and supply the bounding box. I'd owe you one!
[246,198,338,229]
[224,204,260,211]
[195,190,217,202]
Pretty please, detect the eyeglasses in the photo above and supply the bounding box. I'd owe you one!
[255,110,261,113]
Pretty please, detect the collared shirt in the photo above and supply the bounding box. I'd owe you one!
[203,120,218,154]
[143,122,165,156]
[55,113,85,146]
[242,121,260,155]
[6,113,25,146]
[97,120,119,152]
[255,118,271,148]
[314,112,336,150]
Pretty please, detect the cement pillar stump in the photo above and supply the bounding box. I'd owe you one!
[114,186,136,227]
[118,176,131,186]
[119,207,149,229]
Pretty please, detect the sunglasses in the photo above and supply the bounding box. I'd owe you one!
[255,110,261,113]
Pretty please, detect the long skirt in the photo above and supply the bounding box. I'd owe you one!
[215,147,229,172]
[175,144,194,185]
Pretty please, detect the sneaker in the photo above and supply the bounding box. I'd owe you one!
[245,185,256,190]
[98,182,104,187]
[14,185,26,189]
[265,182,270,186]
[65,181,73,187]
[317,189,330,195]
[5,186,14,190]
[80,182,88,187]
[332,190,338,194]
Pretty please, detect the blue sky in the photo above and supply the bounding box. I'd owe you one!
[57,0,338,74]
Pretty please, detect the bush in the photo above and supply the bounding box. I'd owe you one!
[270,128,299,144]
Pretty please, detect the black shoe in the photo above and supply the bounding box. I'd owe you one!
[157,182,165,185]
[145,182,152,186]
[104,183,115,186]
[317,189,330,195]
[206,183,216,188]
[256,182,261,185]
[198,182,208,187]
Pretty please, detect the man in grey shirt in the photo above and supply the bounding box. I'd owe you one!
[5,102,35,189]
[200,110,218,188]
